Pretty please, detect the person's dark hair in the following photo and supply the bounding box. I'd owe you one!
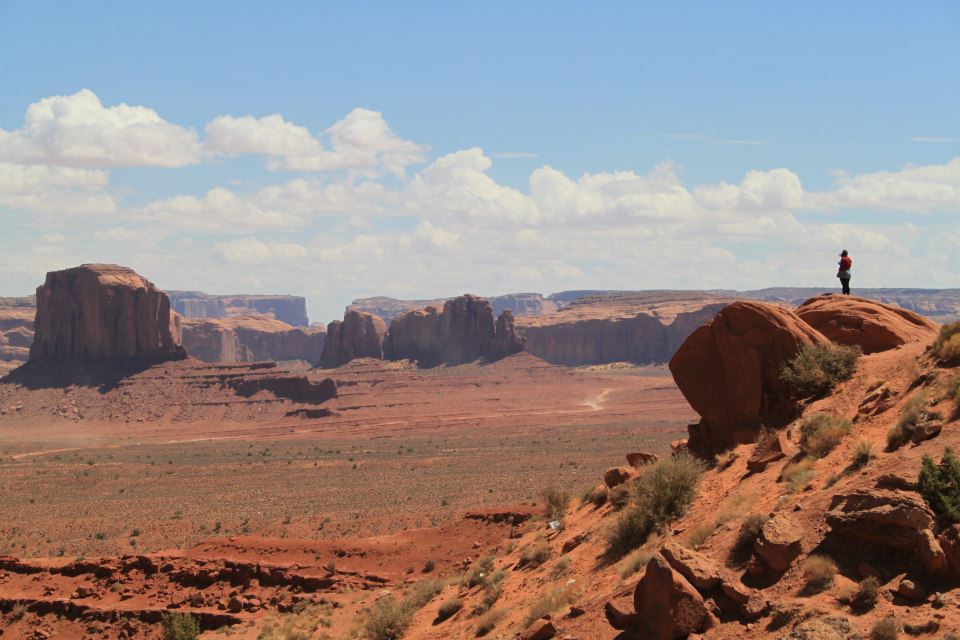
[840,249,848,257]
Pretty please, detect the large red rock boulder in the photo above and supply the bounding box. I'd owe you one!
[384,294,523,366]
[938,524,960,578]
[826,489,936,552]
[754,513,803,573]
[319,310,386,367]
[796,294,938,354]
[632,554,710,639]
[29,264,186,362]
[669,301,830,455]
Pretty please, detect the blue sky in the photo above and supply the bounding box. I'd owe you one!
[1,1,958,323]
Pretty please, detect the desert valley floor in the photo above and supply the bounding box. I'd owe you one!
[0,355,692,559]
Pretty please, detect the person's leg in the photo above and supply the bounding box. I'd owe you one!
[842,278,850,295]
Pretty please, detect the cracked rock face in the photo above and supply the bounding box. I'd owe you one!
[29,264,186,362]
[826,489,936,552]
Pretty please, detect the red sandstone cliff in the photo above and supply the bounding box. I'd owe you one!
[319,310,387,367]
[29,264,186,362]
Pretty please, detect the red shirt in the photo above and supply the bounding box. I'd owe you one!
[839,256,852,270]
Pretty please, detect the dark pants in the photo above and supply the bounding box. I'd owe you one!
[840,277,850,295]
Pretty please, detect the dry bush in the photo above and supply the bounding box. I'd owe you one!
[781,344,860,398]
[162,613,200,640]
[608,484,631,511]
[802,554,838,593]
[887,391,929,450]
[519,539,552,568]
[735,514,769,551]
[685,521,717,548]
[799,413,852,457]
[604,451,706,557]
[714,450,736,470]
[870,617,901,640]
[782,460,814,493]
[523,585,579,628]
[461,556,495,588]
[361,595,414,640]
[933,322,960,364]
[851,440,878,469]
[541,487,571,521]
[852,576,881,610]
[474,608,507,637]
[580,484,607,507]
[918,448,960,524]
[549,556,571,579]
[618,545,655,579]
[10,604,27,621]
[435,598,463,622]
[257,603,333,640]
[948,374,960,413]
[405,578,443,609]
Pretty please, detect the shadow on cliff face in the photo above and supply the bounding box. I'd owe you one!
[0,357,167,393]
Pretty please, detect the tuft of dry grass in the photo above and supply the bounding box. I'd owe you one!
[852,576,881,611]
[802,554,837,593]
[519,538,552,568]
[887,391,928,450]
[523,584,579,628]
[851,440,878,469]
[541,486,571,521]
[933,322,960,364]
[256,603,333,640]
[735,514,769,551]
[474,608,507,637]
[799,413,852,457]
[714,450,736,470]
[870,617,901,640]
[608,484,631,511]
[684,521,717,548]
[782,460,815,493]
[435,598,463,622]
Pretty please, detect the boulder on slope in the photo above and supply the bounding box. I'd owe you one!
[669,301,829,455]
[796,294,939,354]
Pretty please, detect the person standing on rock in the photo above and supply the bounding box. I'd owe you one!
[837,250,852,295]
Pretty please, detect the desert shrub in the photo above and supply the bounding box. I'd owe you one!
[604,451,706,557]
[422,559,435,573]
[714,450,736,470]
[608,484,631,511]
[541,487,571,521]
[781,343,860,398]
[618,546,654,579]
[852,576,881,610]
[735,514,769,551]
[870,617,901,640]
[405,578,443,609]
[162,612,200,640]
[782,460,815,493]
[519,539,551,568]
[887,391,929,450]
[685,521,717,548]
[523,585,579,628]
[799,413,852,457]
[361,595,414,640]
[580,484,608,507]
[435,598,463,622]
[851,440,878,468]
[933,322,960,364]
[549,556,571,579]
[461,556,495,588]
[918,448,960,524]
[474,608,507,637]
[10,603,27,621]
[257,603,333,640]
[802,554,838,593]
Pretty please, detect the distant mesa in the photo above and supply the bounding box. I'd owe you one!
[796,293,939,354]
[349,292,555,324]
[320,310,388,367]
[181,315,325,365]
[29,263,187,363]
[669,300,829,455]
[384,294,524,366]
[169,291,310,326]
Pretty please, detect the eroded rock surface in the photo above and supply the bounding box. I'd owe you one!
[826,489,936,552]
[796,294,939,354]
[319,311,387,367]
[29,264,186,362]
[669,301,830,455]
